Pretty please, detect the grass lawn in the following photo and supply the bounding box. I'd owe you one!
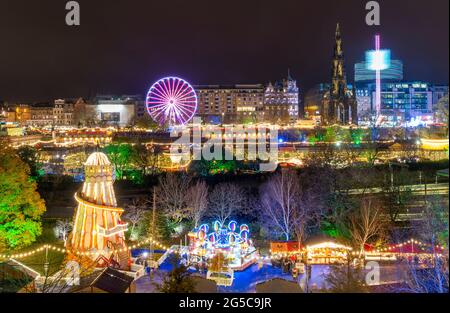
[18,245,66,276]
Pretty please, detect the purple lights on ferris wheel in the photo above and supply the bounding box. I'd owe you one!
[146,77,198,126]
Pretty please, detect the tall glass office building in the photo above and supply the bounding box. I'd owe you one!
[359,82,433,124]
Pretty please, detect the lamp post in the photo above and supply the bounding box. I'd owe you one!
[44,245,49,278]
[389,162,394,189]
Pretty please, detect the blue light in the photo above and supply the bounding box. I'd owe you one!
[278,138,284,143]
[365,49,391,71]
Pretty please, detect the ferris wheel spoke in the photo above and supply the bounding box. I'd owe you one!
[166,78,174,100]
[148,104,169,114]
[175,96,197,104]
[148,91,169,102]
[153,107,170,123]
[173,80,184,98]
[169,102,188,121]
[176,97,197,103]
[147,104,171,115]
[149,113,164,124]
[172,78,180,99]
[174,103,194,121]
[150,85,170,101]
[176,84,195,100]
[175,88,196,100]
[160,79,173,100]
[147,98,167,104]
[169,98,192,118]
[147,100,167,106]
[154,81,170,101]
[150,104,170,118]
[152,102,170,112]
[178,102,197,117]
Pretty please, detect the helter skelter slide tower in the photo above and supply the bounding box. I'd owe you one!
[69,152,129,269]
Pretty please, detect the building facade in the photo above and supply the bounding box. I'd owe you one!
[264,73,299,123]
[89,95,138,127]
[28,103,55,126]
[195,84,265,124]
[4,104,31,125]
[355,81,447,125]
[53,99,74,126]
[194,74,299,124]
[377,82,432,122]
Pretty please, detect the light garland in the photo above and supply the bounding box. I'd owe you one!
[0,244,67,260]
[0,236,170,260]
[2,237,445,261]
[374,238,445,253]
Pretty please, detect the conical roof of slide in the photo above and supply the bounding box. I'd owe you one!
[85,152,111,166]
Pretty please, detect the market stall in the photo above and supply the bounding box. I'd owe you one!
[306,241,352,264]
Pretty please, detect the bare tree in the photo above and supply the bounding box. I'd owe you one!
[398,257,449,293]
[349,199,384,258]
[55,219,73,246]
[407,197,449,293]
[124,198,147,241]
[158,173,191,223]
[293,174,326,246]
[260,170,300,241]
[435,95,448,134]
[208,183,244,226]
[185,180,208,228]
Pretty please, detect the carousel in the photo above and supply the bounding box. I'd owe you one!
[187,221,258,271]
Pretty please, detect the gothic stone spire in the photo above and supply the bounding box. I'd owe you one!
[331,22,347,98]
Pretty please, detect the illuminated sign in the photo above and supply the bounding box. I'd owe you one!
[365,49,391,71]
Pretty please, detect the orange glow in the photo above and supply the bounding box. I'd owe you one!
[69,152,128,264]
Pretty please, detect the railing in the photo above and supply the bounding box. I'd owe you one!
[97,223,128,237]
[157,245,176,266]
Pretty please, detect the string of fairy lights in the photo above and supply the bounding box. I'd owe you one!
[0,236,169,260]
[374,238,445,253]
[1,237,445,262]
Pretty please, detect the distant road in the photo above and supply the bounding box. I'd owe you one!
[347,183,449,196]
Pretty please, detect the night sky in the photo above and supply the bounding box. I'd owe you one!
[0,0,448,102]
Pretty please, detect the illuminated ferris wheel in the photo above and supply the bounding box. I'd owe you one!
[146,76,198,126]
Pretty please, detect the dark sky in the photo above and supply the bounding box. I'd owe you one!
[0,0,448,102]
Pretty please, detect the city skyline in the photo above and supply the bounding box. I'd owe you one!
[0,0,448,102]
[0,0,448,297]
